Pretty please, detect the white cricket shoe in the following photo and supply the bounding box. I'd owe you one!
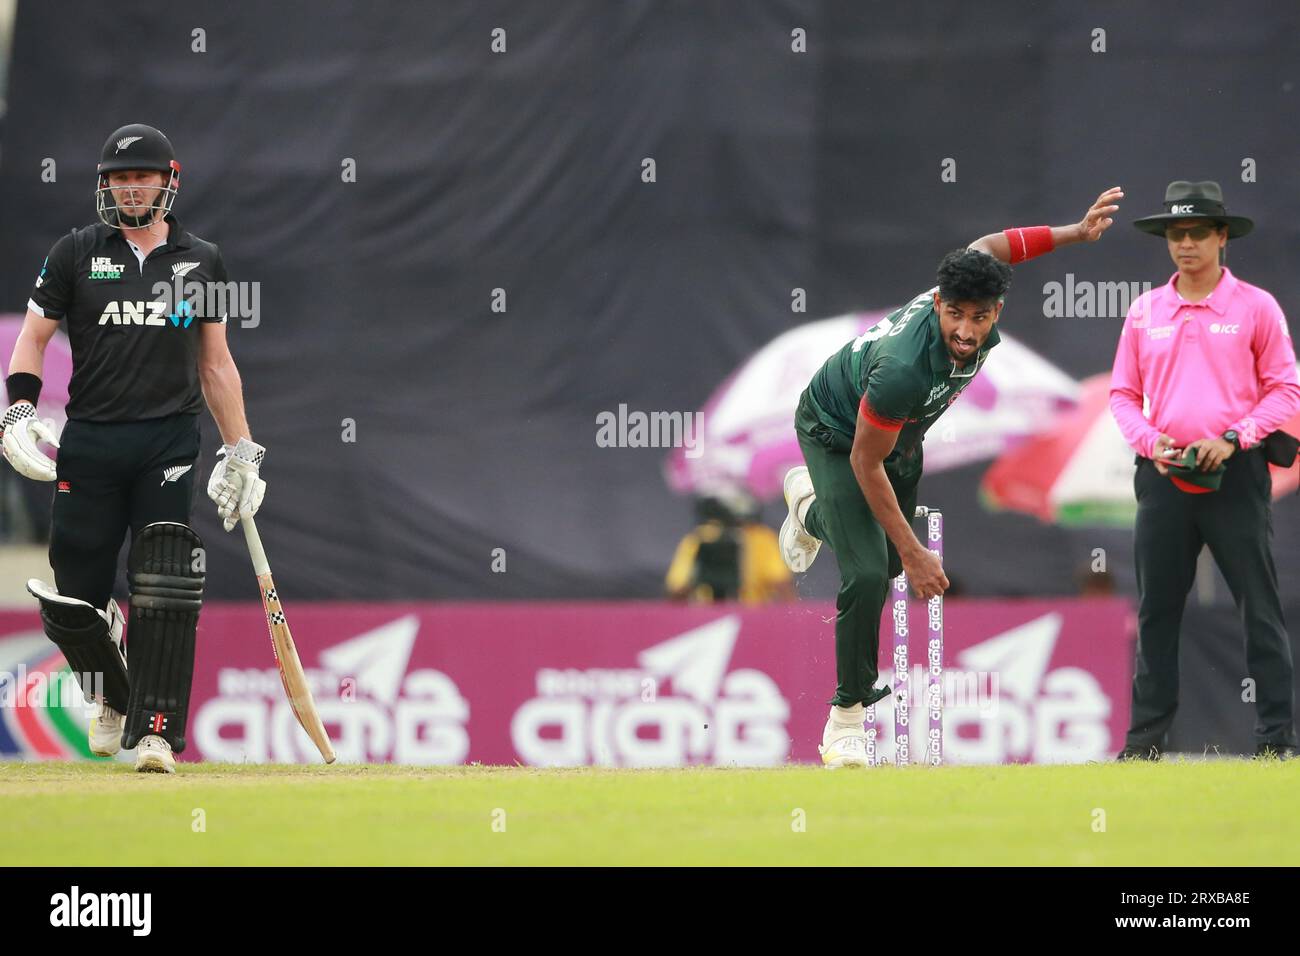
[89,703,125,757]
[819,724,870,770]
[780,466,822,572]
[135,735,175,774]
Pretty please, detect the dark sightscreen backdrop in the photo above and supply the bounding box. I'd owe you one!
[1,0,1298,604]
[1167,600,1300,754]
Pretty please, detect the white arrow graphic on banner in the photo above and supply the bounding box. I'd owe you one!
[637,615,740,704]
[318,614,420,704]
[956,612,1062,702]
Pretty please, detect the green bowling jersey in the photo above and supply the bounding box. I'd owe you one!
[805,286,1001,458]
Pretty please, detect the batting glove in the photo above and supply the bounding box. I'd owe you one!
[1,401,60,481]
[208,438,267,531]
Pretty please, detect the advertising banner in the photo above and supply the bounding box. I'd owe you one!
[0,599,1133,766]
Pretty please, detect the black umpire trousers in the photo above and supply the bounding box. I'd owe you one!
[1128,449,1296,749]
[49,414,201,612]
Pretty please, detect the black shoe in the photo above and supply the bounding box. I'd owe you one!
[1116,744,1162,762]
[1254,742,1298,761]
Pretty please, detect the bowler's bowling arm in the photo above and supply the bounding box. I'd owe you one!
[967,186,1124,262]
[967,223,1089,263]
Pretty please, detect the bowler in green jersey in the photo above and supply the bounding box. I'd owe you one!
[781,187,1124,768]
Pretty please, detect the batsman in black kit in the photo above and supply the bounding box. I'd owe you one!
[2,124,267,773]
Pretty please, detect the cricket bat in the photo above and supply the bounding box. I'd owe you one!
[242,514,337,764]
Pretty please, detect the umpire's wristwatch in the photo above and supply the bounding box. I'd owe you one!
[1222,429,1241,450]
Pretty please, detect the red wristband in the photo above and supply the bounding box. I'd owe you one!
[1003,226,1054,264]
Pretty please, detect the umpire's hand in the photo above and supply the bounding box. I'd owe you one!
[1151,434,1179,475]
[1185,436,1236,472]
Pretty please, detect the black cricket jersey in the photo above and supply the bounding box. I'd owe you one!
[27,214,229,422]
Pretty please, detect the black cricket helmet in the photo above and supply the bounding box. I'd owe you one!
[95,124,181,229]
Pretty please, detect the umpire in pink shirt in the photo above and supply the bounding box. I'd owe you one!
[1110,181,1300,761]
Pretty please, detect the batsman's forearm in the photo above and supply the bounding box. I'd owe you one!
[968,224,1086,263]
[7,331,46,380]
[851,454,925,561]
[200,360,251,445]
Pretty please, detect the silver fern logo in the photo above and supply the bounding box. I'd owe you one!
[171,261,201,277]
[115,136,144,153]
[160,464,192,485]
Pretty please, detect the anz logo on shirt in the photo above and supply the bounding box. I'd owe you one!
[98,299,197,328]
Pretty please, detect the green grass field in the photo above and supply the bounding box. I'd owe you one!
[2,760,1297,866]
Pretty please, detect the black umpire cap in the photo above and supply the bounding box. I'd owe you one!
[1131,180,1254,239]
